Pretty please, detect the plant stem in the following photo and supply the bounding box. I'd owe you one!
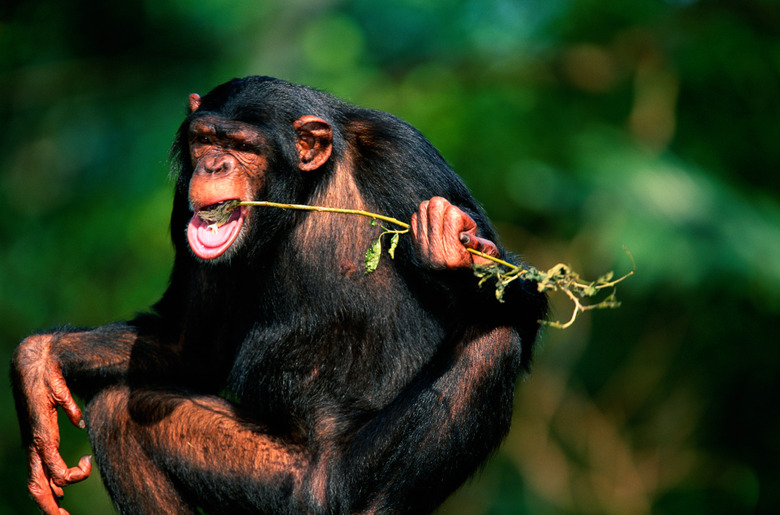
[231,200,630,330]
[466,248,523,271]
[237,200,410,229]
[238,202,530,274]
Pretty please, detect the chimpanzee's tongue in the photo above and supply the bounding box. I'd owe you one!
[186,207,244,260]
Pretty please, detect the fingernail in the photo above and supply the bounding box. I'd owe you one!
[459,233,471,245]
[78,419,86,429]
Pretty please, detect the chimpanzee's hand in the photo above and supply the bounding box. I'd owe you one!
[411,197,500,269]
[11,336,92,515]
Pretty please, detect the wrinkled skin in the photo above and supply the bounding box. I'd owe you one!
[412,196,500,269]
[12,336,92,515]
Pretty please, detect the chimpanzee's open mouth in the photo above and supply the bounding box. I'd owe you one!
[187,200,246,260]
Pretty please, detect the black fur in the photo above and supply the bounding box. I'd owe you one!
[14,76,547,514]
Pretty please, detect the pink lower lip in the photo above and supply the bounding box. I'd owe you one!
[186,206,245,260]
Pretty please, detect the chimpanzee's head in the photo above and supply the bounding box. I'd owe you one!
[171,77,344,262]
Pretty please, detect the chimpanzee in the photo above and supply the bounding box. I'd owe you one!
[11,76,547,515]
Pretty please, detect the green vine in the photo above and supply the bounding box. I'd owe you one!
[470,249,634,329]
[199,200,633,329]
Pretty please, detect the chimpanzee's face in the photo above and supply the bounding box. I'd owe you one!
[182,91,333,263]
[185,116,268,261]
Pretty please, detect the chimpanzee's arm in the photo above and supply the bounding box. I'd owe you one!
[411,196,546,368]
[310,197,545,512]
[10,320,183,514]
[330,325,526,513]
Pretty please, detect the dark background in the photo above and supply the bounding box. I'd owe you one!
[1,1,778,513]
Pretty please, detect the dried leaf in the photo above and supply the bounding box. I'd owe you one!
[198,200,242,225]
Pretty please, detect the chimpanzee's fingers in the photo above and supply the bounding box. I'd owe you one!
[50,456,92,487]
[414,196,502,269]
[415,196,495,269]
[426,197,447,252]
[49,478,65,499]
[459,233,500,257]
[36,419,91,491]
[49,374,84,429]
[28,450,63,515]
[412,201,431,263]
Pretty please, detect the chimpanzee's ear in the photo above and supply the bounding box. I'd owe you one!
[293,116,333,171]
[189,94,202,113]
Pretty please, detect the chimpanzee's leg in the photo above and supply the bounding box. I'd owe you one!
[82,327,531,515]
[85,388,198,514]
[84,386,310,515]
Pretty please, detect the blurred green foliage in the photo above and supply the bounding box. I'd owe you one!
[1,0,778,513]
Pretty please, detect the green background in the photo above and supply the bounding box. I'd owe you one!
[1,0,778,513]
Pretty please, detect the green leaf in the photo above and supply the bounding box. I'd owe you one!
[472,264,491,277]
[597,271,614,284]
[388,233,400,259]
[472,264,498,287]
[364,237,382,273]
[524,267,545,283]
[495,281,506,303]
